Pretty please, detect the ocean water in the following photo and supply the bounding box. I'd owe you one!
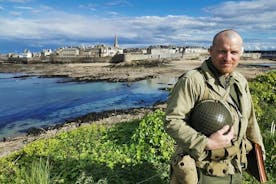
[0,73,174,139]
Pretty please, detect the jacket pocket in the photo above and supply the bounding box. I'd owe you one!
[170,154,198,184]
[205,161,233,177]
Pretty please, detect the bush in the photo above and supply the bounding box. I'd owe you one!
[248,70,276,183]
[0,110,174,184]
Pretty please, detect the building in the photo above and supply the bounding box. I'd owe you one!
[21,49,33,58]
[120,45,184,62]
[41,49,53,56]
[114,34,119,49]
[183,46,208,54]
[55,35,123,58]
[56,47,80,57]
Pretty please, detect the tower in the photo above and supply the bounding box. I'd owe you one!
[114,34,119,48]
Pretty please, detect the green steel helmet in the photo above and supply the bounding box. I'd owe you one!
[189,100,233,136]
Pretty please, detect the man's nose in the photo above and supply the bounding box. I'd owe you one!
[224,52,232,61]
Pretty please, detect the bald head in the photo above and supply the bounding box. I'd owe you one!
[212,29,243,50]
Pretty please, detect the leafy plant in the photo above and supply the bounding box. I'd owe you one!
[0,110,174,183]
[130,109,174,163]
[247,70,276,183]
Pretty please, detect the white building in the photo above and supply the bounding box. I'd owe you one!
[146,45,183,59]
[57,47,80,57]
[184,47,208,54]
[41,49,53,56]
[21,49,33,58]
[99,45,122,57]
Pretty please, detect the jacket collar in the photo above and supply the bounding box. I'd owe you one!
[200,59,242,99]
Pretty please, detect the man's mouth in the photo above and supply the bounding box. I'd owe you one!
[222,63,232,67]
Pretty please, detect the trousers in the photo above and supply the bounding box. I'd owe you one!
[198,169,242,184]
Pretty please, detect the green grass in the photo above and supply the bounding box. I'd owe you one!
[15,158,51,184]
[0,110,173,184]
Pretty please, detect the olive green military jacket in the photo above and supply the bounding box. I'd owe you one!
[165,59,265,174]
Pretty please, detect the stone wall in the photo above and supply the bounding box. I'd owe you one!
[51,56,112,63]
[122,53,183,62]
[242,53,261,59]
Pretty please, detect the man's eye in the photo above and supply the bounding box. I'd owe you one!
[231,51,239,55]
[218,50,226,54]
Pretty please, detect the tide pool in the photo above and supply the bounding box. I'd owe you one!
[0,73,174,139]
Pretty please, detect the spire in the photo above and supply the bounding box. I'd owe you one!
[114,34,119,48]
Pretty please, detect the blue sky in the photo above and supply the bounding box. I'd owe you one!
[0,0,275,53]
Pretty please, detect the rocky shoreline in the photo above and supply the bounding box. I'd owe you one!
[0,103,166,158]
[0,58,275,158]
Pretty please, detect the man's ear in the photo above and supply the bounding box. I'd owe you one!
[240,47,244,55]
[208,46,212,54]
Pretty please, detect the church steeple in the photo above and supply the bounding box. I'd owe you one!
[114,34,119,48]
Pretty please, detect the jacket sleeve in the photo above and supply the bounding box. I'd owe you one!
[165,75,208,160]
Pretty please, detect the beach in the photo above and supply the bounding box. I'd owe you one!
[0,58,275,157]
[0,58,275,82]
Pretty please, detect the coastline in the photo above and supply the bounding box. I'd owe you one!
[0,103,166,158]
[0,58,275,158]
[0,58,275,82]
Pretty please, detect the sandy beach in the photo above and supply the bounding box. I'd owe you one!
[0,58,275,157]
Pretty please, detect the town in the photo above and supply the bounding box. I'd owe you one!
[0,35,275,64]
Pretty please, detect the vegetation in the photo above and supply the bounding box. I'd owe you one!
[247,70,276,183]
[0,70,275,183]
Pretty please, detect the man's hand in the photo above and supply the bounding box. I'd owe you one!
[205,125,234,150]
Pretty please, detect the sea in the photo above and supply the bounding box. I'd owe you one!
[0,73,176,139]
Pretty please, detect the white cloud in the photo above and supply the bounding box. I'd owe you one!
[105,0,132,7]
[107,11,119,16]
[9,10,22,16]
[0,0,275,50]
[14,6,33,10]
[0,0,31,2]
[204,0,276,28]
[79,3,97,11]
[204,0,276,17]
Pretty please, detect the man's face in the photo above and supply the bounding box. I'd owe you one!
[209,36,242,75]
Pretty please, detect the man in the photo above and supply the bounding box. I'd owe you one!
[165,29,265,184]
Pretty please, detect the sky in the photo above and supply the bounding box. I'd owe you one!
[0,0,276,53]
